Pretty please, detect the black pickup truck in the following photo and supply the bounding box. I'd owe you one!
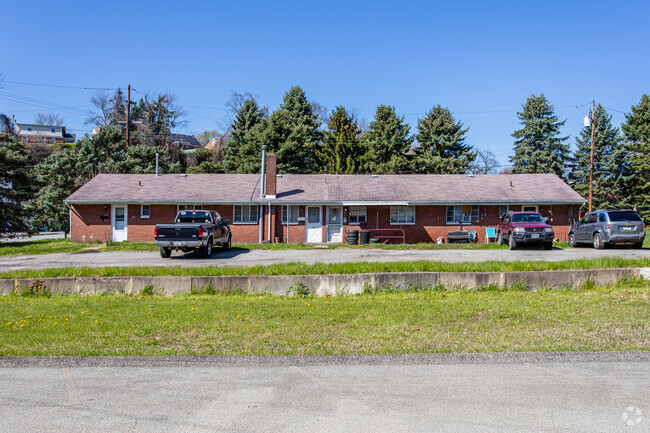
[154,210,231,258]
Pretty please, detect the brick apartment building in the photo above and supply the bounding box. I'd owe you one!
[65,154,585,244]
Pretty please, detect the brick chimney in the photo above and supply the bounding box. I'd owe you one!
[265,153,277,198]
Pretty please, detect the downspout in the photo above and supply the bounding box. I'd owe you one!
[258,205,263,243]
[268,203,272,242]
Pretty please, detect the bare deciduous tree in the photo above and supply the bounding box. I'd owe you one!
[85,90,112,127]
[34,112,65,126]
[469,149,500,174]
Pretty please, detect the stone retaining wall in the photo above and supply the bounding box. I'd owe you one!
[0,268,643,296]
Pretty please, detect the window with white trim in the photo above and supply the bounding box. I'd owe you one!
[281,205,299,224]
[50,127,56,133]
[234,204,258,223]
[178,204,203,212]
[446,205,479,224]
[390,206,415,224]
[499,205,508,217]
[141,204,150,218]
[522,205,538,212]
[348,206,366,224]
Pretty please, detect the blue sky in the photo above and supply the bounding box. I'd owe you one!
[2,0,649,168]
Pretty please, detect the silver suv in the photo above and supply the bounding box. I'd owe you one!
[568,209,645,249]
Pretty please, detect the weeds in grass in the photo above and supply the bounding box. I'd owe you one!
[18,279,51,297]
[290,281,310,297]
[140,284,156,296]
[191,284,217,295]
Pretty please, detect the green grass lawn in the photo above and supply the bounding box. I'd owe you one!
[1,257,649,280]
[1,279,647,356]
[0,239,92,256]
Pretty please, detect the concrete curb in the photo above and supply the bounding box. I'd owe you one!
[0,268,644,296]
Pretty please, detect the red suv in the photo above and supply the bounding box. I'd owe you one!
[497,211,554,250]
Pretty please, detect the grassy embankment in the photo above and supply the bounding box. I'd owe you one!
[1,257,649,280]
[1,278,648,356]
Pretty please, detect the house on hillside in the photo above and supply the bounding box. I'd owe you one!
[169,133,202,150]
[65,153,585,244]
[15,123,76,144]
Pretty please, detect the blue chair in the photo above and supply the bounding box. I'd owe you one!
[485,227,497,243]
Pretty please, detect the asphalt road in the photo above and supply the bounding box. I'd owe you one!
[0,352,647,432]
[0,245,648,271]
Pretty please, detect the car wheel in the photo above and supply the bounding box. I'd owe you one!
[497,231,504,245]
[633,242,643,249]
[223,235,231,250]
[568,233,577,248]
[508,233,517,250]
[160,247,171,258]
[201,240,213,257]
[544,242,553,250]
[593,233,604,249]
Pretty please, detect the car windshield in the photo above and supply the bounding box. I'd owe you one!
[512,213,544,223]
[176,211,212,223]
[608,211,642,222]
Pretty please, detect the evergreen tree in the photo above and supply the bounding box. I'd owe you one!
[319,106,364,174]
[510,94,570,177]
[412,105,475,173]
[0,131,31,232]
[362,105,413,174]
[28,126,172,233]
[264,86,322,173]
[221,99,266,173]
[621,94,650,220]
[571,104,631,209]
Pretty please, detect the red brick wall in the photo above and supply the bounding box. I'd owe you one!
[70,204,111,242]
[70,203,580,244]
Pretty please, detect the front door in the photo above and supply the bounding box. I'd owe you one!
[305,206,322,243]
[326,206,342,243]
[111,205,128,242]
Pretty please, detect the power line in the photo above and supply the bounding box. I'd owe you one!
[5,80,117,91]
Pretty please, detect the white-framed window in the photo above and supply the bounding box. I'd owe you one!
[234,204,258,223]
[50,127,56,133]
[141,204,150,218]
[446,205,479,224]
[178,204,203,212]
[27,126,32,131]
[50,137,56,143]
[281,205,299,224]
[390,206,415,224]
[348,206,367,224]
[522,205,538,212]
[499,205,508,217]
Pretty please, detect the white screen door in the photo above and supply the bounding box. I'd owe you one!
[305,206,322,243]
[326,206,342,243]
[111,205,128,242]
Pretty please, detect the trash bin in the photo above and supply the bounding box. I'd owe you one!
[360,230,371,245]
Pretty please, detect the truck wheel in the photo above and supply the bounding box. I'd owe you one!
[223,235,231,250]
[633,242,643,249]
[508,233,517,250]
[593,233,604,249]
[160,247,171,258]
[497,231,504,245]
[201,240,213,258]
[568,233,577,248]
[544,242,553,250]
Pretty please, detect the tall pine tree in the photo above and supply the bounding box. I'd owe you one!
[510,94,569,177]
[621,94,650,220]
[318,106,364,174]
[222,99,266,173]
[264,86,322,173]
[571,104,631,209]
[412,105,475,174]
[363,105,413,174]
[0,131,31,232]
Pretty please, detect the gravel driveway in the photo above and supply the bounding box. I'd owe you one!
[0,246,648,271]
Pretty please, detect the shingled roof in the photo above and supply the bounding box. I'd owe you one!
[66,173,584,205]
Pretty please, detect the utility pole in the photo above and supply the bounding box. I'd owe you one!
[126,84,131,147]
[588,99,595,213]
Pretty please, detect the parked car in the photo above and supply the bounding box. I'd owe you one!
[497,211,554,250]
[568,209,645,249]
[154,210,231,258]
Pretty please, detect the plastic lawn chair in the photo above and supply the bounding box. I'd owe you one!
[485,227,497,243]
